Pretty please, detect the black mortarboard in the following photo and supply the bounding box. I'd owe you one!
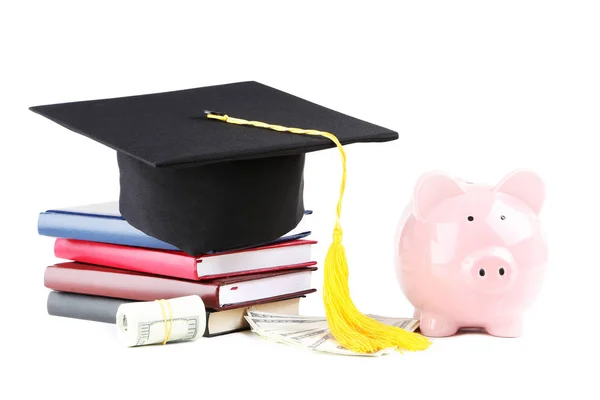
[29,81,398,255]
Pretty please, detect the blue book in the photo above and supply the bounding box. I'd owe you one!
[38,202,313,252]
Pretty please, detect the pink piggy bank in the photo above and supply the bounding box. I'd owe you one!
[395,169,548,337]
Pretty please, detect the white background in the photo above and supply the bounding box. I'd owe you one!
[2,1,599,399]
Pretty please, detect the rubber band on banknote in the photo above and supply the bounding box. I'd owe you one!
[155,299,173,345]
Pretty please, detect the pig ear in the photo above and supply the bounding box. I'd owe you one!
[494,169,545,215]
[413,171,466,220]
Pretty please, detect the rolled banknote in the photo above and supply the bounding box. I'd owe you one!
[116,295,206,347]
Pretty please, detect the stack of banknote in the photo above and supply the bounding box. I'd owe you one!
[244,311,420,357]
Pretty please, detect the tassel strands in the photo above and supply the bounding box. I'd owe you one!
[206,111,431,354]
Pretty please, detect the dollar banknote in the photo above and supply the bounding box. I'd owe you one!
[117,295,207,347]
[244,311,419,356]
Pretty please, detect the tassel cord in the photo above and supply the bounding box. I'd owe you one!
[206,112,431,354]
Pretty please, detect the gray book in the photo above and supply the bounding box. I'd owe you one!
[46,291,302,337]
[47,291,131,324]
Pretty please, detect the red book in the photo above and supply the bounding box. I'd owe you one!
[44,262,317,311]
[54,238,317,281]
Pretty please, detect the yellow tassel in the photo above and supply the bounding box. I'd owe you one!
[206,112,431,354]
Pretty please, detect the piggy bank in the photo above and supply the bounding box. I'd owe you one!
[395,169,548,337]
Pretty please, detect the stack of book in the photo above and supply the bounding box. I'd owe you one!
[39,202,318,337]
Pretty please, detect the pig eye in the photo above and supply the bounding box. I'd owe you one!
[500,215,506,220]
[467,216,474,222]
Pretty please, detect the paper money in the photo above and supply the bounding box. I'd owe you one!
[116,295,206,347]
[244,311,419,356]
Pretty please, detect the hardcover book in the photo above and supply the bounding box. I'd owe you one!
[44,262,317,310]
[46,291,304,337]
[38,201,313,252]
[54,238,317,280]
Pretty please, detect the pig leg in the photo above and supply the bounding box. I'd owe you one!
[419,312,459,337]
[485,318,524,337]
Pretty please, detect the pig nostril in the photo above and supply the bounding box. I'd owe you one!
[479,269,485,277]
[499,268,505,276]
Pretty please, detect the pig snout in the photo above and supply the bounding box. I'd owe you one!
[463,249,517,293]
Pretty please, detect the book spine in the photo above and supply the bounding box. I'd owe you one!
[38,212,179,251]
[47,291,132,323]
[54,239,198,280]
[44,265,221,309]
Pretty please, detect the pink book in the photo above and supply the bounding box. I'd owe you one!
[54,238,317,281]
[44,262,317,311]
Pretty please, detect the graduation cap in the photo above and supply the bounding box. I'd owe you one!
[30,81,431,354]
